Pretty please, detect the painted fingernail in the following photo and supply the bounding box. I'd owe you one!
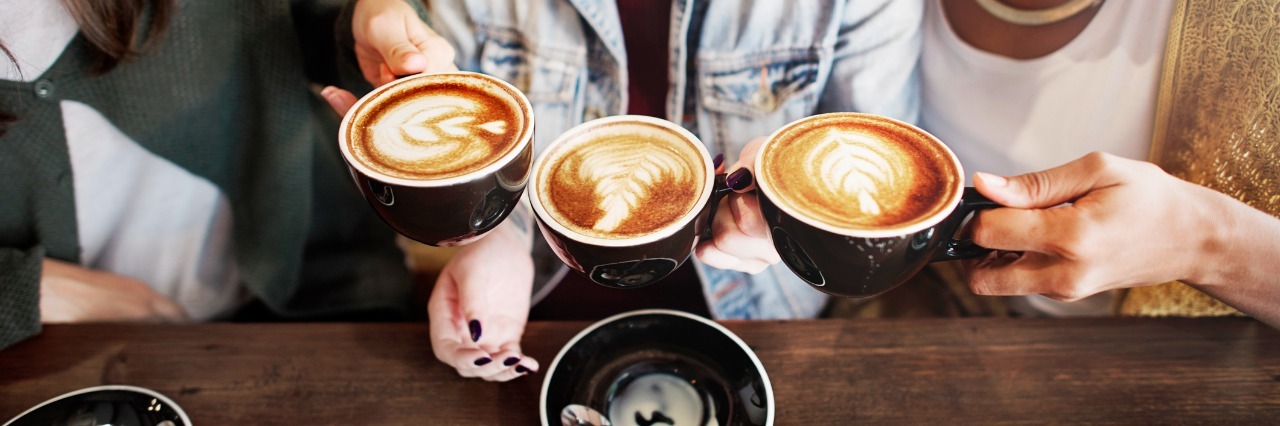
[712,153,724,170]
[503,357,521,366]
[515,365,530,374]
[727,168,754,191]
[474,357,492,366]
[469,320,482,342]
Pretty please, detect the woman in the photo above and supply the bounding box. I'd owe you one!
[716,0,1280,325]
[0,0,429,348]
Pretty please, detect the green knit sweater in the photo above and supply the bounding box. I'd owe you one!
[0,0,420,348]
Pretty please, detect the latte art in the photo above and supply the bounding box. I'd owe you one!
[812,130,901,218]
[345,75,529,181]
[759,114,960,232]
[576,143,693,233]
[537,120,707,240]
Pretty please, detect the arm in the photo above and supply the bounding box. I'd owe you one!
[967,152,1280,327]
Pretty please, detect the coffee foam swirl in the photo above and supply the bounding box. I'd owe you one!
[346,76,526,180]
[760,114,959,232]
[538,121,705,240]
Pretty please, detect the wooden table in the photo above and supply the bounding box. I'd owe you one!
[2,318,1278,424]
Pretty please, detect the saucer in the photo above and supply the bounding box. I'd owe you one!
[540,309,773,426]
[4,385,191,426]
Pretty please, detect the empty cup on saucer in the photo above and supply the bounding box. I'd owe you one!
[540,309,773,426]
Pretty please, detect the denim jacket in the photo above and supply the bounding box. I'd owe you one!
[425,0,922,319]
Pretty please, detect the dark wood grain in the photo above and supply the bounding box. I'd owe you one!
[2,318,1278,424]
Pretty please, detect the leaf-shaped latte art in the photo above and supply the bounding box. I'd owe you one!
[811,131,898,217]
[370,97,503,164]
[575,145,692,232]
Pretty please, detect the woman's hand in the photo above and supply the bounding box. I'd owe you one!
[351,0,457,86]
[40,259,188,323]
[693,137,781,274]
[965,152,1232,301]
[428,221,538,381]
[319,0,460,111]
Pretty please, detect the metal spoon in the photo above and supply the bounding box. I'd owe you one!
[561,404,611,426]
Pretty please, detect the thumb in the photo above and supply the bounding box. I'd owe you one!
[367,19,429,76]
[726,136,767,193]
[974,152,1117,209]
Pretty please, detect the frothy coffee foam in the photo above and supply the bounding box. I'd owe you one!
[346,75,527,180]
[759,114,959,232]
[607,372,715,426]
[538,121,705,240]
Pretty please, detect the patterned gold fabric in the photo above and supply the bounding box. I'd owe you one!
[1120,0,1280,317]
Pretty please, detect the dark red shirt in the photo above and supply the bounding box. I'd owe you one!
[618,0,673,118]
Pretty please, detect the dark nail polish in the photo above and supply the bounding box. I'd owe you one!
[727,168,754,191]
[503,357,521,366]
[515,365,529,374]
[469,320,482,342]
[474,357,492,366]
[712,153,724,170]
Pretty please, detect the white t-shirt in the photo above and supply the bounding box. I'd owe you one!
[1,0,243,320]
[921,0,1174,177]
[920,0,1175,316]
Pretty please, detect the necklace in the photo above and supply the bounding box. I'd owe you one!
[974,0,1102,26]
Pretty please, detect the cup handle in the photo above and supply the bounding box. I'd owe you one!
[698,173,734,241]
[930,187,1001,262]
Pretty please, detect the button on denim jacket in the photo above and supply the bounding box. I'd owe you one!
[425,0,922,319]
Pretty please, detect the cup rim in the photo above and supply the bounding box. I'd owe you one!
[538,309,775,426]
[528,115,715,248]
[754,112,965,238]
[337,71,536,188]
[3,385,193,426]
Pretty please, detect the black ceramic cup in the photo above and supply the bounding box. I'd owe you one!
[754,113,997,298]
[540,309,774,426]
[5,385,190,426]
[338,72,535,247]
[529,116,731,289]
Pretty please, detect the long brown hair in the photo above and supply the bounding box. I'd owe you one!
[0,0,172,136]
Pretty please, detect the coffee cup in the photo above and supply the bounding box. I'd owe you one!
[754,113,996,298]
[528,115,730,289]
[338,72,535,247]
[540,309,774,426]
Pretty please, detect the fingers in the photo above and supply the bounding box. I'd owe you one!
[355,6,460,85]
[695,194,778,274]
[434,338,504,378]
[320,86,359,117]
[427,241,540,382]
[365,15,429,76]
[969,207,1059,253]
[974,152,1125,210]
[967,252,1095,302]
[481,342,540,382]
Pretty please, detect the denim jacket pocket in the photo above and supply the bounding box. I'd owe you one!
[477,28,580,106]
[477,27,583,151]
[699,49,823,119]
[696,49,825,153]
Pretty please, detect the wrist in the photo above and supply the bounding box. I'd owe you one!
[1182,185,1245,288]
